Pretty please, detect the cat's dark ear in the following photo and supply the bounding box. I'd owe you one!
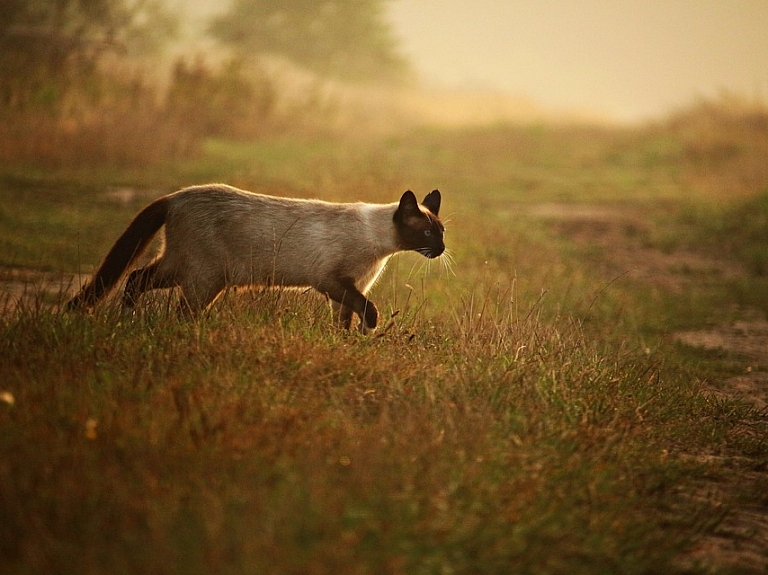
[396,190,420,218]
[422,189,441,215]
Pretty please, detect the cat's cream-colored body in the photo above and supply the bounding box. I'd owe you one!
[162,186,400,308]
[68,184,444,332]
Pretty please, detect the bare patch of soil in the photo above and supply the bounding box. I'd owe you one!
[684,471,768,574]
[0,267,84,312]
[676,316,768,410]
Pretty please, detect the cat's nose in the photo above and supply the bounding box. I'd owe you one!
[429,245,445,258]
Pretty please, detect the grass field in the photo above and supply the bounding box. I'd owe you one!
[2,102,768,574]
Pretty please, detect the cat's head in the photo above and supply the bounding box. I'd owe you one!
[393,190,445,258]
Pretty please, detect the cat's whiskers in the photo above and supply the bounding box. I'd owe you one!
[406,247,454,283]
[408,254,424,281]
[439,248,456,278]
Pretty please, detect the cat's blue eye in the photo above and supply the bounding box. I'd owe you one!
[424,230,431,237]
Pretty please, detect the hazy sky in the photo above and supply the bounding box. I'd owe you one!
[387,1,768,121]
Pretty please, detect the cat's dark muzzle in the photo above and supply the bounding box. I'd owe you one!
[415,245,444,258]
[427,245,445,258]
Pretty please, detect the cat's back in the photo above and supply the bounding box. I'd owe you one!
[168,183,302,216]
[162,184,370,255]
[173,183,359,212]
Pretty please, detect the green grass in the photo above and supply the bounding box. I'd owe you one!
[0,293,731,574]
[2,109,768,573]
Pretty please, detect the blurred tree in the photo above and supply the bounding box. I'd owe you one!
[208,0,410,83]
[0,0,177,110]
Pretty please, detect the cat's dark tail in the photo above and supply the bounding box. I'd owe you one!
[67,198,169,310]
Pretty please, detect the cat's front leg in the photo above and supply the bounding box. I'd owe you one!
[320,278,378,333]
[331,300,354,329]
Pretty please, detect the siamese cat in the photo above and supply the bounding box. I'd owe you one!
[67,184,445,332]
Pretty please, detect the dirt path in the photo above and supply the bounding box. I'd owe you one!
[533,202,768,573]
[676,316,768,410]
[674,317,768,572]
[533,203,767,405]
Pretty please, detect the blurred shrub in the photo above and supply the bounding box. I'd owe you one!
[0,66,197,167]
[709,190,768,276]
[0,0,193,166]
[165,57,276,140]
[0,54,340,167]
[663,94,768,195]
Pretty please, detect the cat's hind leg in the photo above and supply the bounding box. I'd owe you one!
[178,276,225,316]
[123,259,178,308]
